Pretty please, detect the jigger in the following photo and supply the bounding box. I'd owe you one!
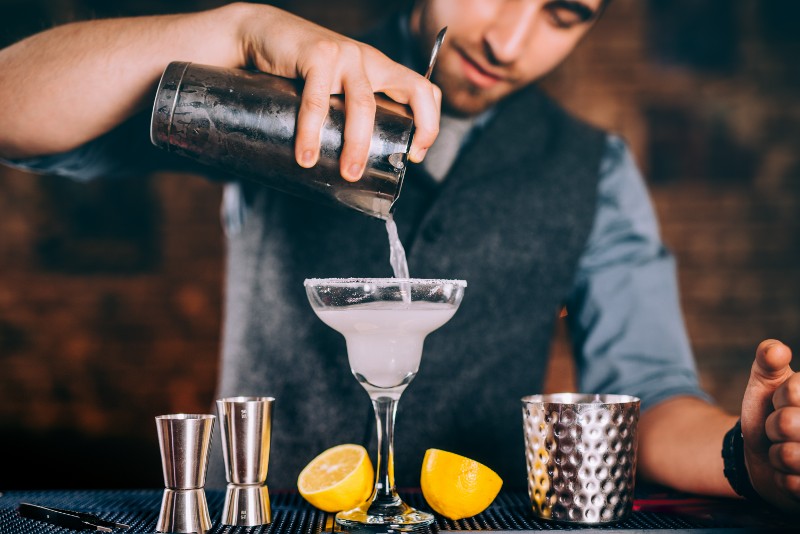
[216,396,274,527]
[155,414,215,533]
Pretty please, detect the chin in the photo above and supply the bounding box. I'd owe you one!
[436,76,512,117]
[441,91,499,117]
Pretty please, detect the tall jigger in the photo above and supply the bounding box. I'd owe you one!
[217,396,274,527]
[155,414,215,533]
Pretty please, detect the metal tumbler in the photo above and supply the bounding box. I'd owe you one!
[216,396,274,527]
[151,62,414,220]
[521,394,640,525]
[155,414,215,533]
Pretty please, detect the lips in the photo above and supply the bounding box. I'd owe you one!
[455,48,504,88]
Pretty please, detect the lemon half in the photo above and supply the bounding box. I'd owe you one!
[297,444,374,512]
[420,448,503,520]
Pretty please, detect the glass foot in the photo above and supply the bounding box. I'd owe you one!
[335,498,433,530]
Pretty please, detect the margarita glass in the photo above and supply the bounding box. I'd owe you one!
[304,278,467,528]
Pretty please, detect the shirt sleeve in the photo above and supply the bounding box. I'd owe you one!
[0,111,210,181]
[565,134,712,411]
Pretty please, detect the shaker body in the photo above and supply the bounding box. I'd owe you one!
[151,62,413,219]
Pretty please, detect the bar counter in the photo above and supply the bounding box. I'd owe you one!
[0,488,793,533]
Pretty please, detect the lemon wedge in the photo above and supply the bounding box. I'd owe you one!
[420,448,503,520]
[297,444,374,512]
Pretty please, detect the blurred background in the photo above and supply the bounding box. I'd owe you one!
[0,0,798,489]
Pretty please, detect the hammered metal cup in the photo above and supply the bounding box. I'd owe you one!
[521,393,640,524]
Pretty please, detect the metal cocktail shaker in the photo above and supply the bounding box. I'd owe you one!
[150,62,414,219]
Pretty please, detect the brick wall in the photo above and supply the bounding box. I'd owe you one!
[0,169,224,487]
[0,0,798,488]
[540,0,800,410]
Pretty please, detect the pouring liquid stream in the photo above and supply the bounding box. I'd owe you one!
[378,28,444,305]
[386,214,409,279]
[385,214,412,304]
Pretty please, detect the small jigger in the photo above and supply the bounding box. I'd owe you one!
[217,396,275,527]
[155,414,215,534]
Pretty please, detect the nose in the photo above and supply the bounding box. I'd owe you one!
[483,1,540,65]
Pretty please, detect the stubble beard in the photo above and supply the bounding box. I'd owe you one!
[434,70,507,117]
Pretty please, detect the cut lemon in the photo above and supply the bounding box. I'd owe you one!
[297,444,374,512]
[420,449,503,520]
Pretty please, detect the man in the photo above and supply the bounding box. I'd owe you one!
[2,1,800,511]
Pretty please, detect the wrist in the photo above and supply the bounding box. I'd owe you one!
[172,3,252,69]
[220,2,282,70]
[217,2,259,67]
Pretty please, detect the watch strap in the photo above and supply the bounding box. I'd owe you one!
[721,418,761,500]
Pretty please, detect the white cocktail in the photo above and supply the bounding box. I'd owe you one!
[316,302,457,396]
[305,278,466,529]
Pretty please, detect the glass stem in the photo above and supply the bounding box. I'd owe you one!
[370,394,401,507]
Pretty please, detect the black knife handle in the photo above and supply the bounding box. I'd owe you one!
[18,502,102,531]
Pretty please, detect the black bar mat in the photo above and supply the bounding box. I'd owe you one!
[0,489,786,532]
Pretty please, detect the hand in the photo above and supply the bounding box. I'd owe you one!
[741,339,800,511]
[236,4,441,181]
[0,3,440,163]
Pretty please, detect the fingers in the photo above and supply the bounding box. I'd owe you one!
[753,340,793,384]
[339,67,376,182]
[296,63,335,169]
[766,407,800,443]
[773,472,800,501]
[383,78,441,163]
[366,46,441,163]
[770,442,800,473]
[774,365,800,410]
[295,39,442,178]
[743,340,793,420]
[741,340,794,457]
[409,83,441,163]
[295,41,379,181]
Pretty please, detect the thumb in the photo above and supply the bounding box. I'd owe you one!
[741,339,793,451]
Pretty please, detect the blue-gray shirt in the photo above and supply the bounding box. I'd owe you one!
[570,135,709,409]
[1,128,709,412]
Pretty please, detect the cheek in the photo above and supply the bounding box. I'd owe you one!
[517,32,586,82]
[426,0,496,40]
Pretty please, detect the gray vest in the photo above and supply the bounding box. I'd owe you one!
[210,20,606,490]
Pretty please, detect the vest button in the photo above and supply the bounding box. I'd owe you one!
[422,220,444,241]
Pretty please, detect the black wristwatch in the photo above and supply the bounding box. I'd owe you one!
[721,419,761,500]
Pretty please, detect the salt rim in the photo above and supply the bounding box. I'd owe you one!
[304,277,467,287]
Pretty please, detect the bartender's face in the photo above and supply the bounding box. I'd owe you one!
[410,0,603,116]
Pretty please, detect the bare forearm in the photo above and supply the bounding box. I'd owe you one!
[638,396,738,496]
[0,3,252,158]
